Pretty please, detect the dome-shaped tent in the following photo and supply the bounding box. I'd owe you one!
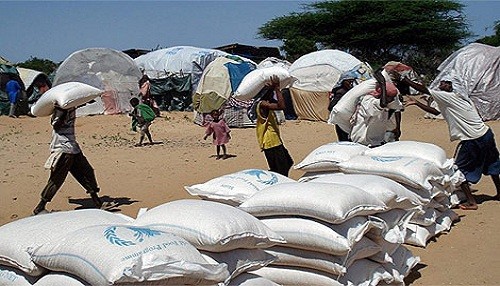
[53,48,142,116]
[288,50,372,121]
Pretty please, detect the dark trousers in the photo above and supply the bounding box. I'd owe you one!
[335,125,350,142]
[454,128,500,184]
[264,144,294,177]
[41,152,99,202]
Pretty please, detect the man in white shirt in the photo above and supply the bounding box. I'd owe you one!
[350,81,403,147]
[402,76,500,210]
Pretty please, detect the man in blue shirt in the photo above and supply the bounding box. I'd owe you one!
[6,75,22,118]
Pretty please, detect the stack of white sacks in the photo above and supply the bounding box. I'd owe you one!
[186,140,464,285]
[185,168,423,285]
[295,141,463,248]
[0,203,285,285]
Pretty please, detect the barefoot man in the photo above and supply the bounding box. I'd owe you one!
[402,75,500,210]
[33,82,104,214]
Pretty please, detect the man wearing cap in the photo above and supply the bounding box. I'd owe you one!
[401,76,500,210]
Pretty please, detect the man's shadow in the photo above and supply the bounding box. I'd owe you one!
[475,194,499,204]
[68,195,138,212]
[471,187,499,205]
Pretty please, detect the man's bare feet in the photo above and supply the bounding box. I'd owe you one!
[459,203,478,210]
[134,143,143,147]
[216,155,221,160]
[222,154,228,160]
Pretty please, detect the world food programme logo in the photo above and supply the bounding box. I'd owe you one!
[244,169,278,185]
[371,156,403,162]
[104,226,164,247]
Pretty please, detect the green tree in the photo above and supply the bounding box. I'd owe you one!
[476,21,500,46]
[16,57,58,75]
[258,0,470,76]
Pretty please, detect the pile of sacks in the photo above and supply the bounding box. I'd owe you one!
[295,140,463,247]
[185,139,465,285]
[0,203,285,285]
[185,167,430,285]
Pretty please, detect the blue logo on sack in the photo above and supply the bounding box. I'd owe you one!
[370,156,403,162]
[244,169,278,185]
[104,226,165,247]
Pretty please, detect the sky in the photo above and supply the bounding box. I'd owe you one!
[1,0,499,64]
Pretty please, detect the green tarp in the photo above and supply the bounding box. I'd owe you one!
[150,74,192,111]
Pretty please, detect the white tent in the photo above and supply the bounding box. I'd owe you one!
[135,46,255,94]
[430,43,500,121]
[289,49,370,93]
[53,48,142,117]
[287,49,372,121]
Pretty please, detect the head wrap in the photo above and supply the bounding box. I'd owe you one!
[369,82,399,98]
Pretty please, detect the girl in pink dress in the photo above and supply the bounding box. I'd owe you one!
[204,109,231,160]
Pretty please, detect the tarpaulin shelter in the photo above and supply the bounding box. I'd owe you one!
[288,49,372,121]
[134,46,255,111]
[192,56,257,128]
[149,74,193,111]
[430,43,500,121]
[194,57,255,113]
[53,48,142,117]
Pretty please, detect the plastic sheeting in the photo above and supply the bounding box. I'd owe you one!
[53,48,142,117]
[430,43,500,121]
[289,49,369,92]
[135,46,255,94]
[149,75,192,111]
[193,57,255,114]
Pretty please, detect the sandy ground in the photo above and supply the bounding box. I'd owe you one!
[1,106,499,285]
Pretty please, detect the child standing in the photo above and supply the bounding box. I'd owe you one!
[129,97,156,147]
[203,109,231,160]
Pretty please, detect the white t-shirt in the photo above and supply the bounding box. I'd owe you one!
[429,89,488,141]
[350,95,403,147]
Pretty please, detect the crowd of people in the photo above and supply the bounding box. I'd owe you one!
[2,64,498,215]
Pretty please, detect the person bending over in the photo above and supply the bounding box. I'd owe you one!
[402,75,500,210]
